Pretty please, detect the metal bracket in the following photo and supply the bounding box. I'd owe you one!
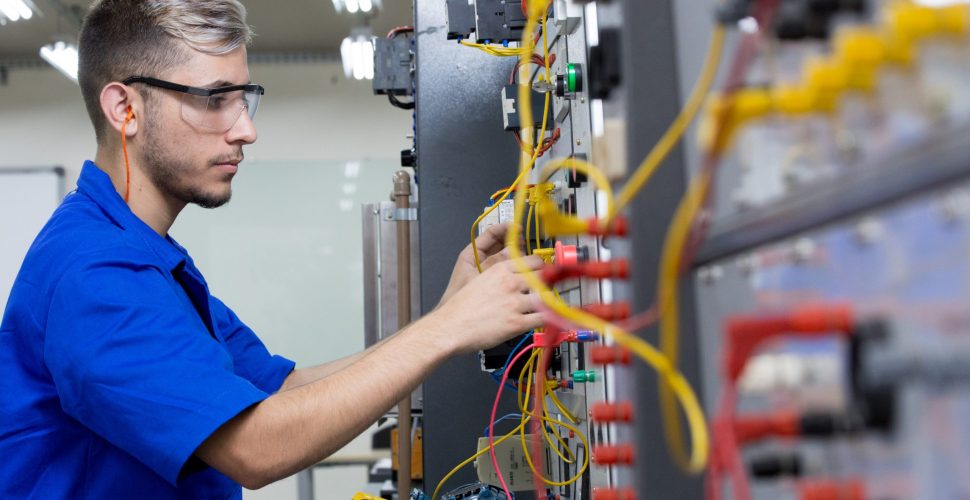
[383,207,418,221]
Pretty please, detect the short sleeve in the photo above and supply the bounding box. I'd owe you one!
[209,296,295,394]
[44,256,269,486]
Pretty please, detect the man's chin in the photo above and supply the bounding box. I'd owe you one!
[191,190,232,209]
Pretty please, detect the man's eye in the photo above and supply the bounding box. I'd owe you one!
[208,96,226,109]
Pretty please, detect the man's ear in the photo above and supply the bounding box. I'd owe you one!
[100,82,142,137]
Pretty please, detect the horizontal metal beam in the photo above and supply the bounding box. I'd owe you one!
[695,122,970,266]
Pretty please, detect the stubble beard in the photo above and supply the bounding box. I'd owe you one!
[140,116,235,209]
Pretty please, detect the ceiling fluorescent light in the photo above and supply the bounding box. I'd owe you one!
[340,33,375,80]
[0,0,34,22]
[331,0,381,14]
[39,41,79,83]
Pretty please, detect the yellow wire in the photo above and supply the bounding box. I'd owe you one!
[538,157,616,207]
[545,383,579,424]
[459,40,531,57]
[507,0,709,474]
[431,416,531,500]
[520,350,573,464]
[656,162,716,470]
[533,197,542,249]
[470,90,552,273]
[526,202,535,254]
[516,347,590,486]
[606,26,726,223]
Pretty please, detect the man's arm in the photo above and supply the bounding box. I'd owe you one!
[196,256,544,489]
[277,334,393,391]
[279,224,513,393]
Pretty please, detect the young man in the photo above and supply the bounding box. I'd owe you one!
[0,0,543,497]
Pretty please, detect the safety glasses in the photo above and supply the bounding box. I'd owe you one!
[122,76,265,132]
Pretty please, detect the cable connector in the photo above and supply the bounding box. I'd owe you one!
[798,478,865,500]
[725,304,854,381]
[591,345,632,366]
[583,302,631,321]
[541,260,630,285]
[586,216,628,237]
[572,370,598,383]
[533,329,599,347]
[591,401,634,423]
[592,444,634,465]
[592,488,635,500]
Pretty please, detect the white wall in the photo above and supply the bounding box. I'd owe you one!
[0,61,411,182]
[0,62,412,500]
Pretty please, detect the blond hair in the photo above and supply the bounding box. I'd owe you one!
[78,0,253,144]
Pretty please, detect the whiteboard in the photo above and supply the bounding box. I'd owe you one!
[0,168,64,313]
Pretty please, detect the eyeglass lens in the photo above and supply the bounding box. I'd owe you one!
[180,89,261,132]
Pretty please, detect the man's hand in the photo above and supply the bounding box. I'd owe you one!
[430,254,545,354]
[438,223,512,307]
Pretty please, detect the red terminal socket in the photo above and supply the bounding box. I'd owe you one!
[733,411,800,445]
[593,488,636,500]
[583,302,631,321]
[799,478,865,500]
[725,304,854,381]
[587,216,628,237]
[542,260,630,285]
[593,444,635,465]
[591,345,632,366]
[591,401,634,423]
[554,241,579,266]
[534,329,600,347]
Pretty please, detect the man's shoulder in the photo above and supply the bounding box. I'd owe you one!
[22,193,159,282]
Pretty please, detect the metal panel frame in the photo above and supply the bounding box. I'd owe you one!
[413,0,527,492]
[618,0,706,496]
[694,122,970,265]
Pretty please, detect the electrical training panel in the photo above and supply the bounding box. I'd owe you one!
[367,0,970,499]
[693,1,970,499]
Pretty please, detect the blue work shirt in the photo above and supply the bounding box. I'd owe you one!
[0,161,296,498]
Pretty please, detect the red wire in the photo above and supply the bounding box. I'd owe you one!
[386,26,414,38]
[532,347,553,500]
[489,343,537,499]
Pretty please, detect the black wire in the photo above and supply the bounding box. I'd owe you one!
[388,93,415,110]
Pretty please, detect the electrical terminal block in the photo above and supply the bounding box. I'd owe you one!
[478,199,515,236]
[590,401,634,423]
[534,329,600,347]
[798,478,865,500]
[590,345,632,366]
[724,303,854,382]
[502,85,554,131]
[592,443,634,466]
[541,259,629,285]
[592,488,636,500]
[473,0,526,44]
[582,302,631,321]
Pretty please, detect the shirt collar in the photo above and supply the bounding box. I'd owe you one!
[77,160,188,272]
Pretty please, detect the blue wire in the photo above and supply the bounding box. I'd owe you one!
[484,413,523,437]
[495,332,534,377]
[489,331,534,390]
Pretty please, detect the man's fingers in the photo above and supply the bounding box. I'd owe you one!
[519,312,545,331]
[508,255,545,272]
[481,247,511,270]
[474,223,509,257]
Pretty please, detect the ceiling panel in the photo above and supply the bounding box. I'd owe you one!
[0,0,412,59]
